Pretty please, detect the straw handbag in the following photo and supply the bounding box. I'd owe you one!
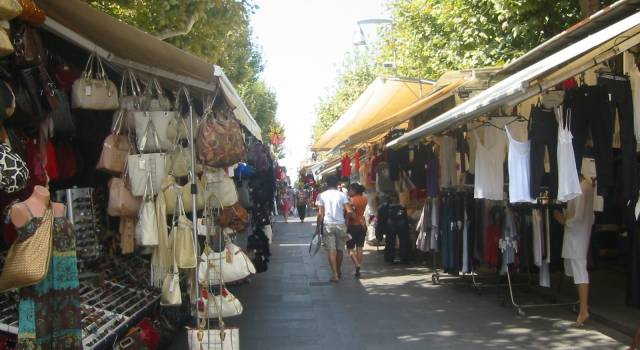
[0,206,53,292]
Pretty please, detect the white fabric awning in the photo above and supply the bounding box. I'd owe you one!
[387,10,640,148]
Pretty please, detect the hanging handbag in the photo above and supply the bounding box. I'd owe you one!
[237,179,253,208]
[117,69,142,131]
[12,22,44,67]
[141,77,171,111]
[135,174,159,246]
[108,170,141,217]
[216,202,248,233]
[134,110,174,151]
[49,88,75,136]
[167,112,199,142]
[161,264,182,306]
[119,216,135,255]
[204,168,238,208]
[166,144,194,178]
[71,52,119,110]
[0,143,28,193]
[16,0,45,25]
[172,196,197,269]
[197,243,256,284]
[196,109,247,167]
[6,66,48,130]
[186,326,239,350]
[0,206,53,292]
[197,287,243,319]
[161,223,182,306]
[97,110,130,174]
[162,174,205,214]
[0,0,21,20]
[127,152,167,197]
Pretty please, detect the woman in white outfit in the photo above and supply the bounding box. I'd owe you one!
[554,175,595,326]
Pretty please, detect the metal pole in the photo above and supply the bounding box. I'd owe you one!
[187,89,200,309]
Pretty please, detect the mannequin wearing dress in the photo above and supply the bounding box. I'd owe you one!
[10,185,82,349]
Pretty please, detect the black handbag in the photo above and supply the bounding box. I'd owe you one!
[5,66,48,131]
[49,88,75,136]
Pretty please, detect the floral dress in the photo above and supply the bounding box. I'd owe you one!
[16,209,82,350]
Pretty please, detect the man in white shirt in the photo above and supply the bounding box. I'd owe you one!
[316,175,352,282]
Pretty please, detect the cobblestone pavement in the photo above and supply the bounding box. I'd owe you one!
[171,214,631,349]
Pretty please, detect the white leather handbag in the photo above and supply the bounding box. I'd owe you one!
[141,77,172,111]
[204,169,238,209]
[134,110,175,151]
[187,327,239,350]
[161,226,182,306]
[117,69,143,130]
[197,288,243,319]
[127,153,167,197]
[71,52,119,110]
[172,197,197,269]
[135,175,159,246]
[198,243,256,284]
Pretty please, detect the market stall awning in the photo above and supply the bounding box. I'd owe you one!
[37,0,262,140]
[312,77,433,151]
[339,79,466,150]
[387,10,640,149]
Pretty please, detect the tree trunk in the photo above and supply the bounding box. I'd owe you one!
[579,0,600,18]
[155,14,199,41]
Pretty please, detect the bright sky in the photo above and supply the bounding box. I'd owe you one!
[251,0,388,178]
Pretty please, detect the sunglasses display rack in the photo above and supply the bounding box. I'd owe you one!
[55,187,106,272]
[0,256,160,350]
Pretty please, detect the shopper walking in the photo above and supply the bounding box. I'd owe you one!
[316,175,352,282]
[296,188,308,222]
[346,183,367,278]
[281,187,292,222]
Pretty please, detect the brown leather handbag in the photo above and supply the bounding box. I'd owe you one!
[196,109,246,167]
[97,110,131,174]
[16,0,45,25]
[108,171,141,217]
[216,202,248,232]
[12,22,44,67]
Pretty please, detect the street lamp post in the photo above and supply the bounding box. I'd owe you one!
[353,18,396,76]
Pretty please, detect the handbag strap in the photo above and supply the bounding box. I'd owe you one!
[120,69,142,97]
[142,168,155,200]
[137,113,162,153]
[112,110,126,135]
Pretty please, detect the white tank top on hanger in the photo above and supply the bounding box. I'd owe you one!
[505,125,534,203]
[556,107,582,202]
[473,126,506,200]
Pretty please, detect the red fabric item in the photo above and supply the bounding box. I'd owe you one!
[275,166,284,181]
[562,77,577,90]
[45,141,59,181]
[137,318,160,350]
[54,140,77,179]
[354,150,361,172]
[340,154,351,178]
[485,224,500,267]
[54,64,82,92]
[25,138,47,187]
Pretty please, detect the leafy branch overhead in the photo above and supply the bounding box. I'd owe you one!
[84,0,280,146]
[313,0,615,143]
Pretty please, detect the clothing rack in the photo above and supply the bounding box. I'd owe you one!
[501,201,578,316]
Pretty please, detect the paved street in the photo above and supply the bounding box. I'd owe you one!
[173,215,632,349]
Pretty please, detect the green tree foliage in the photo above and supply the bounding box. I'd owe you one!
[312,53,376,142]
[313,0,615,141]
[84,0,279,139]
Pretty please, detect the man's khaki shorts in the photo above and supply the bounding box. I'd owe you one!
[322,224,348,251]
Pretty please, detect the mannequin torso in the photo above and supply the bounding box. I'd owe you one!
[10,186,65,228]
